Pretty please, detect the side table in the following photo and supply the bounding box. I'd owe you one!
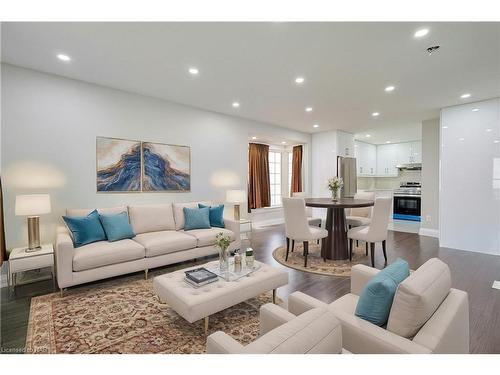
[8,244,55,288]
[239,219,252,241]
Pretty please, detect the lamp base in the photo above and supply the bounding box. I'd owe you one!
[27,216,41,251]
[233,204,241,221]
[24,246,42,253]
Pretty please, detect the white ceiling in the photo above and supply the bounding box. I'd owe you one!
[354,123,423,145]
[2,22,499,136]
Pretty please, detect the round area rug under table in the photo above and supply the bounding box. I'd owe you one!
[272,241,370,277]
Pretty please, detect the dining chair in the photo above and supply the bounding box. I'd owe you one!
[291,192,322,249]
[283,198,328,267]
[346,191,375,253]
[347,197,392,268]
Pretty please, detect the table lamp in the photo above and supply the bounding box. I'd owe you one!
[226,190,246,221]
[15,194,51,252]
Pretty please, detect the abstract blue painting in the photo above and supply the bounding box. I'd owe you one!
[96,137,141,192]
[142,142,190,191]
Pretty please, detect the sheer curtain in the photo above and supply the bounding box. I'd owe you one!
[0,177,5,266]
[291,145,303,195]
[248,143,271,210]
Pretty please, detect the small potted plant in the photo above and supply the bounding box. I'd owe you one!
[215,232,231,272]
[327,177,344,202]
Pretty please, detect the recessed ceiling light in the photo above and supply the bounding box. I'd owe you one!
[57,53,71,62]
[494,140,499,144]
[372,112,380,117]
[232,101,240,108]
[251,136,257,140]
[459,138,465,141]
[386,141,391,144]
[188,67,199,75]
[384,86,395,92]
[472,108,479,112]
[460,93,471,99]
[281,141,287,144]
[305,107,313,112]
[295,76,305,84]
[414,28,429,38]
[442,126,448,129]
[313,124,319,128]
[486,128,493,132]
[365,134,371,138]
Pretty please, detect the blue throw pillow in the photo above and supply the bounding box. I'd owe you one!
[99,211,135,242]
[63,209,107,247]
[184,206,211,230]
[355,258,410,326]
[198,204,225,228]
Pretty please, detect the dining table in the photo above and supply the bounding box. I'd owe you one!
[304,197,375,261]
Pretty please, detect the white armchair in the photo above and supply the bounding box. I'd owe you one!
[287,258,469,354]
[206,304,343,354]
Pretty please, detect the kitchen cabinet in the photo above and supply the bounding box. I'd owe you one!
[355,140,376,176]
[337,131,355,157]
[376,144,398,176]
[393,141,422,164]
[410,141,422,163]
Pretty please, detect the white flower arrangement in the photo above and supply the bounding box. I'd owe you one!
[327,177,344,192]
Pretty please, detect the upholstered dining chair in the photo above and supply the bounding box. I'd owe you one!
[346,191,375,253]
[347,197,391,268]
[282,198,328,267]
[291,192,322,248]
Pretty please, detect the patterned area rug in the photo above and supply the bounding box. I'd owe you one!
[272,241,369,277]
[25,275,276,354]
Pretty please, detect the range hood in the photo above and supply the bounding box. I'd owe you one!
[396,163,422,170]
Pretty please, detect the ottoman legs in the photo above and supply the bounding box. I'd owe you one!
[205,316,209,335]
[273,289,277,304]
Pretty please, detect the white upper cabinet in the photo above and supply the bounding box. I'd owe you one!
[337,130,355,157]
[410,141,422,163]
[355,140,376,176]
[376,144,398,176]
[393,141,422,164]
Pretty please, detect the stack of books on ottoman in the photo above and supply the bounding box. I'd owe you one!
[184,267,219,288]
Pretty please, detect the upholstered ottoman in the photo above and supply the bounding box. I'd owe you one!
[153,260,289,333]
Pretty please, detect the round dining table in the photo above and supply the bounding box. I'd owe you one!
[304,198,374,261]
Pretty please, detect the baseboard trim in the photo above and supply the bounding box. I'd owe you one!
[419,228,439,238]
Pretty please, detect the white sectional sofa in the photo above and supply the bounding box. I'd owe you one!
[55,202,240,291]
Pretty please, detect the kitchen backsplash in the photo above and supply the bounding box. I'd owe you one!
[358,170,422,190]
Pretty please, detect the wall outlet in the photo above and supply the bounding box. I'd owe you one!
[426,215,432,223]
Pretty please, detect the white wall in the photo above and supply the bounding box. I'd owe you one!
[440,98,500,255]
[420,118,439,235]
[1,64,311,248]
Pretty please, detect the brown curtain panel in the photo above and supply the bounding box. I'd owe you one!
[248,143,271,210]
[291,145,303,195]
[0,177,5,266]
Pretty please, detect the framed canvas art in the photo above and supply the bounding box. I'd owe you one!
[96,137,142,192]
[142,142,191,191]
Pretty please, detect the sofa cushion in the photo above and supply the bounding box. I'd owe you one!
[244,307,342,354]
[133,230,197,257]
[73,239,145,271]
[99,211,135,242]
[184,207,211,230]
[66,206,128,217]
[387,258,452,339]
[63,209,107,248]
[172,201,211,230]
[355,258,410,326]
[182,228,235,247]
[199,204,225,228]
[128,204,175,234]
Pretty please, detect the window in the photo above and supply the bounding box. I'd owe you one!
[288,151,293,197]
[269,151,282,206]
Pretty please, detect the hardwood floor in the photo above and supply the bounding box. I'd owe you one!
[1,225,499,353]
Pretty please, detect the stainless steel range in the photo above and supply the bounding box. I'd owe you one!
[393,182,421,221]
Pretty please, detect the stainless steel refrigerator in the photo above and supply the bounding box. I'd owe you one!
[337,156,357,198]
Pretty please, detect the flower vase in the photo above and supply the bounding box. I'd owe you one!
[331,189,339,202]
[219,247,229,272]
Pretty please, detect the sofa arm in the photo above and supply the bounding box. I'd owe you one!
[287,291,329,316]
[55,226,74,289]
[413,289,469,353]
[224,218,241,250]
[350,264,380,295]
[259,303,296,335]
[332,309,431,354]
[206,331,244,354]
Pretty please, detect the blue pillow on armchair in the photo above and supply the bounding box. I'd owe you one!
[99,211,135,242]
[198,204,225,228]
[354,258,410,326]
[62,209,107,247]
[183,207,211,230]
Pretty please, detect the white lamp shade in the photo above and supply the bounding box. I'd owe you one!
[226,190,246,203]
[15,194,51,216]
